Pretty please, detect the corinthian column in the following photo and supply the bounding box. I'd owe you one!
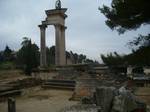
[39,24,47,67]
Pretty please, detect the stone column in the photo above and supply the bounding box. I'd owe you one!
[55,24,66,66]
[8,97,16,112]
[60,25,66,65]
[39,24,47,67]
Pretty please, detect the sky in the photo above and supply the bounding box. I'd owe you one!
[0,0,150,62]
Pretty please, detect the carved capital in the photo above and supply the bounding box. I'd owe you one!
[38,24,47,29]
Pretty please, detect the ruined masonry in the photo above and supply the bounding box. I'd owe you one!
[39,6,67,67]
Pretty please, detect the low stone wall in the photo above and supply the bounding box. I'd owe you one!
[32,72,58,80]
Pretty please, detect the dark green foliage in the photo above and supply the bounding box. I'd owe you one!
[78,54,86,63]
[46,47,96,65]
[128,34,150,49]
[127,46,150,66]
[3,45,15,61]
[126,34,150,66]
[17,37,40,75]
[67,51,96,64]
[3,46,12,59]
[101,46,150,66]
[0,61,16,70]
[99,0,150,34]
[0,46,16,70]
[101,52,126,66]
[99,0,150,66]
[0,51,4,63]
[84,59,95,64]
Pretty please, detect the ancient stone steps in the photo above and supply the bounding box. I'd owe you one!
[42,85,75,90]
[44,82,75,87]
[42,80,76,90]
[46,79,76,83]
[0,89,22,97]
[0,84,22,98]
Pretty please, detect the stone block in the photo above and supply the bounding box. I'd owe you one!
[95,86,116,112]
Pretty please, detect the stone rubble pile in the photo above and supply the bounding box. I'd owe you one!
[80,86,147,112]
[60,86,147,112]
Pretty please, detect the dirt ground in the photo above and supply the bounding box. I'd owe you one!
[0,87,78,112]
[0,70,28,84]
[135,87,150,105]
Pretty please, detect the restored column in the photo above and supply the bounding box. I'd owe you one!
[39,24,47,67]
[55,24,66,66]
[61,25,67,65]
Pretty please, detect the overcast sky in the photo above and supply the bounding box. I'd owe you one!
[0,0,150,62]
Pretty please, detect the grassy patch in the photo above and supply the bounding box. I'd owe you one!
[0,61,16,70]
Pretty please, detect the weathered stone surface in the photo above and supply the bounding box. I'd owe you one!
[147,106,150,112]
[8,97,16,112]
[81,96,94,104]
[39,25,47,67]
[75,78,98,98]
[95,86,116,112]
[111,87,137,112]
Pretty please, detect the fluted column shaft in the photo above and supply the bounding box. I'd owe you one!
[39,25,47,67]
[55,24,66,66]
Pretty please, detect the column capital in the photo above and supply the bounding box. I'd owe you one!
[61,25,67,30]
[38,24,47,29]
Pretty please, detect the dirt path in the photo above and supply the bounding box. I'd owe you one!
[0,87,78,112]
[135,87,150,105]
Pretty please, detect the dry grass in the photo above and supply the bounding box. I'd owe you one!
[0,70,27,82]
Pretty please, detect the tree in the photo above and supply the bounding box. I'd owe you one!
[3,45,13,61]
[17,37,40,75]
[101,52,126,66]
[126,46,150,66]
[99,0,150,66]
[128,34,150,49]
[99,0,150,34]
[101,48,150,66]
[78,54,86,63]
[0,51,4,63]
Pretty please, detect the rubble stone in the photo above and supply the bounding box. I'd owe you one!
[111,87,137,112]
[95,86,116,112]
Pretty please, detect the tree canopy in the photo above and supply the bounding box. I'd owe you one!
[101,46,150,66]
[17,37,40,75]
[101,52,126,66]
[3,45,13,61]
[128,34,150,49]
[99,0,150,34]
[100,0,150,66]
